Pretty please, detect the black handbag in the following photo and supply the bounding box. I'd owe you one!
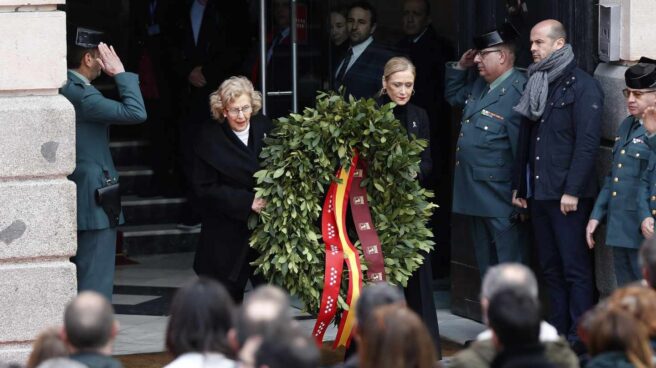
[95,171,121,227]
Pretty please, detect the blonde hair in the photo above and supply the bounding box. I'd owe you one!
[209,76,262,122]
[380,57,416,97]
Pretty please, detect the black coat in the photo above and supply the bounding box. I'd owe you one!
[514,60,604,200]
[168,0,250,110]
[191,114,272,283]
[334,41,396,100]
[378,97,433,189]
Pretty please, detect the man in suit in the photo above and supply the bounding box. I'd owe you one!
[61,28,147,301]
[512,19,603,351]
[445,24,528,276]
[587,59,656,286]
[333,1,395,99]
[168,0,251,227]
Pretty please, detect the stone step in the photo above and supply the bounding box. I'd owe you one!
[110,140,150,167]
[117,166,153,195]
[121,195,186,226]
[118,223,199,256]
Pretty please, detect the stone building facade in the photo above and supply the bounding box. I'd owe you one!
[0,0,77,363]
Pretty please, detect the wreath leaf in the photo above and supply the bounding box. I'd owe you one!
[250,91,436,316]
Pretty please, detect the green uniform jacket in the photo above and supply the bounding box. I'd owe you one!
[60,71,147,230]
[445,66,526,217]
[591,116,649,248]
[638,133,656,224]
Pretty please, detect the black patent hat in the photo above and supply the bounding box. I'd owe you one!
[625,57,656,89]
[473,23,519,50]
[72,27,104,48]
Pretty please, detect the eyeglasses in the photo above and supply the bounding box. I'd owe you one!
[227,105,252,117]
[622,89,656,99]
[475,49,502,58]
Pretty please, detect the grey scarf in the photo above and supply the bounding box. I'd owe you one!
[513,44,575,121]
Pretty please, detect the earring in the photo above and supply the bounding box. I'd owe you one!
[381,88,387,95]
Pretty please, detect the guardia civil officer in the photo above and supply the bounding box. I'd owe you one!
[512,20,603,350]
[587,58,656,286]
[61,28,147,301]
[445,23,528,276]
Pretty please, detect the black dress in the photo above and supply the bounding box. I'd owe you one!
[191,114,272,302]
[378,96,441,357]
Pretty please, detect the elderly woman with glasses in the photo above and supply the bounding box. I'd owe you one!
[192,76,272,302]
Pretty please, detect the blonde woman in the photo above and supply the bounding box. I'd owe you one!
[376,56,440,355]
[192,76,272,302]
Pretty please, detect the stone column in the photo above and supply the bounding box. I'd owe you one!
[0,0,77,363]
[593,0,656,296]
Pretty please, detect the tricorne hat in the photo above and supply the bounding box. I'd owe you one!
[625,57,656,89]
[473,22,519,50]
[71,27,104,48]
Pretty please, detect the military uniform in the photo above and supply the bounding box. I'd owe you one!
[445,65,528,275]
[61,70,146,300]
[591,117,649,285]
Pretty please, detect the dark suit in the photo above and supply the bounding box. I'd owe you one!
[191,114,272,301]
[334,40,395,99]
[61,71,147,300]
[514,60,604,342]
[591,117,648,285]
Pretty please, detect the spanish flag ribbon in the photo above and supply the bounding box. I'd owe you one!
[312,152,386,348]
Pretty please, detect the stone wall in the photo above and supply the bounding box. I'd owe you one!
[0,0,76,364]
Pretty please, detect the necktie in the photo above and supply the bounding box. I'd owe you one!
[335,48,353,82]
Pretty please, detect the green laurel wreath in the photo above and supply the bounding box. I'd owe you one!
[249,91,436,315]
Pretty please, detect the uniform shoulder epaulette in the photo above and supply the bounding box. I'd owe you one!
[511,78,525,93]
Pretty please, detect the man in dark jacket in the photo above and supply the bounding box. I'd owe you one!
[63,292,123,368]
[512,19,604,349]
[333,1,395,99]
[488,290,556,368]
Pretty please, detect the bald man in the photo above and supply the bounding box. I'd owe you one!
[62,291,123,368]
[512,20,603,352]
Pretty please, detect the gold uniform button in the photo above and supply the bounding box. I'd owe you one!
[652,196,656,201]
[456,147,460,151]
[618,163,623,168]
[637,153,640,157]
[621,149,626,154]
[460,133,464,137]
[456,161,460,166]
[484,126,489,130]
[612,191,617,197]
[614,177,619,182]
[465,119,470,123]
[652,209,656,215]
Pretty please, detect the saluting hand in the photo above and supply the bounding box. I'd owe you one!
[643,106,656,135]
[586,219,599,249]
[457,49,477,70]
[642,217,655,239]
[96,42,125,77]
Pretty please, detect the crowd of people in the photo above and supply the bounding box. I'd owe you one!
[10,238,656,368]
[32,0,656,367]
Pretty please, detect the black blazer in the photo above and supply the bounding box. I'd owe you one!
[191,114,272,282]
[378,97,434,188]
[335,41,396,99]
[168,0,250,101]
[513,61,604,200]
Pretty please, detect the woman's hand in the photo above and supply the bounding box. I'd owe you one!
[251,198,267,214]
[642,217,655,239]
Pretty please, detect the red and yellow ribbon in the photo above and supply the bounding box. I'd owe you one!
[312,152,386,348]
